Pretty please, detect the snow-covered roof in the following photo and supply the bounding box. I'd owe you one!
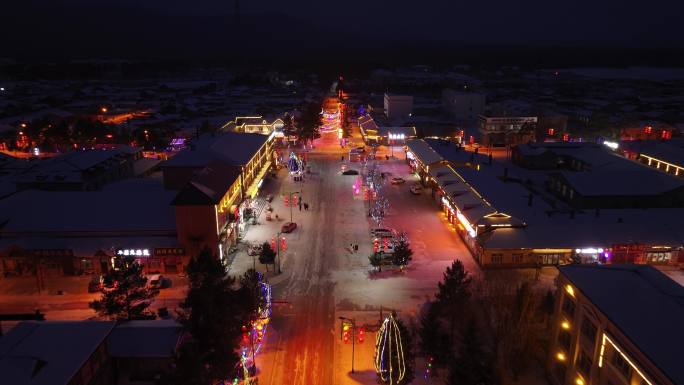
[162,132,268,168]
[560,170,684,196]
[405,139,443,166]
[107,320,183,358]
[560,264,684,385]
[0,321,116,385]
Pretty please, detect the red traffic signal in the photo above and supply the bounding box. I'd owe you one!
[357,326,365,343]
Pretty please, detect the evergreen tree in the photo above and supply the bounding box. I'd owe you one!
[259,242,276,271]
[239,268,266,313]
[435,260,472,344]
[177,248,252,384]
[375,313,414,385]
[447,319,493,385]
[297,102,322,144]
[419,301,450,367]
[369,253,383,272]
[89,255,158,320]
[392,238,413,268]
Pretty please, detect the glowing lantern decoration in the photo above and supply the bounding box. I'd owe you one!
[358,326,365,343]
[342,322,351,343]
[280,237,287,252]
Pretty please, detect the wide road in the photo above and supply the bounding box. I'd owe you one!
[254,114,476,385]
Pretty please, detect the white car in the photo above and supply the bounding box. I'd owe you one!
[410,185,423,195]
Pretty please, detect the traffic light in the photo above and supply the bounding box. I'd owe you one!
[357,326,365,343]
[280,237,287,252]
[241,325,249,345]
[425,356,434,378]
[342,321,351,343]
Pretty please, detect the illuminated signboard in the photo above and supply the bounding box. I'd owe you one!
[116,249,150,257]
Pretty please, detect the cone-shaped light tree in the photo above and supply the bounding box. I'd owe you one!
[374,313,407,385]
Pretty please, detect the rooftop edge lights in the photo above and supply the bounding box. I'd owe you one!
[598,333,653,385]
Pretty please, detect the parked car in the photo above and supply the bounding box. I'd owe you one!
[390,177,405,185]
[370,228,396,238]
[88,275,104,293]
[410,185,423,195]
[281,222,297,233]
[148,274,162,289]
[342,169,359,175]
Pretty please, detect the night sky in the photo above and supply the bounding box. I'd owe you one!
[3,0,683,62]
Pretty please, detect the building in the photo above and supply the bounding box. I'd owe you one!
[13,147,142,191]
[383,94,413,119]
[0,177,183,277]
[222,116,285,136]
[478,115,537,147]
[405,138,684,268]
[441,89,485,122]
[547,265,684,385]
[0,320,183,385]
[0,321,116,385]
[107,320,183,383]
[620,139,684,178]
[358,115,416,146]
[163,132,275,258]
[513,142,684,209]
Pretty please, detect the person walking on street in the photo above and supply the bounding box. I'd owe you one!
[299,200,302,211]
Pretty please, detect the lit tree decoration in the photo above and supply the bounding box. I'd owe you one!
[374,313,406,385]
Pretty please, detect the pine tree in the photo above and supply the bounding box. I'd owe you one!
[419,301,450,367]
[259,242,276,271]
[435,260,472,346]
[369,253,383,272]
[89,255,158,320]
[447,319,493,385]
[392,238,413,268]
[177,248,253,384]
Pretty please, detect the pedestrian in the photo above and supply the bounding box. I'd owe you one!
[299,201,302,211]
[354,244,359,252]
[304,203,309,211]
[350,243,354,253]
[341,155,344,162]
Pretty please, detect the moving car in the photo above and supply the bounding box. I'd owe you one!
[281,222,297,233]
[148,274,162,289]
[342,169,359,175]
[390,177,405,185]
[410,185,423,195]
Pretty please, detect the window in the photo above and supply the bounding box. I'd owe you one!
[80,259,93,270]
[512,254,523,264]
[611,351,632,380]
[558,329,571,350]
[577,350,592,378]
[562,297,575,318]
[580,317,597,344]
[491,254,503,264]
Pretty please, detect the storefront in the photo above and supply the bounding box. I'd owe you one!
[441,196,478,253]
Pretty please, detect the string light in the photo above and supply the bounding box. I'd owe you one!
[374,313,406,384]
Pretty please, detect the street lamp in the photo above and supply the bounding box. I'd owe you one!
[284,190,300,223]
[339,316,356,373]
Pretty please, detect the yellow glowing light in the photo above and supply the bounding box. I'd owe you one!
[565,284,575,297]
[599,333,653,385]
[101,107,108,113]
[561,321,570,330]
[556,352,566,361]
[575,377,584,385]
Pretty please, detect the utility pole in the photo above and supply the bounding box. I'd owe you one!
[276,231,282,274]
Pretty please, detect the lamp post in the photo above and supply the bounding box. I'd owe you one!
[339,316,356,373]
[276,231,282,274]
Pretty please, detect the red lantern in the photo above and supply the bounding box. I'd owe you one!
[280,237,287,252]
[547,128,554,136]
[373,239,380,253]
[270,237,276,251]
[357,326,365,343]
[292,194,299,206]
[284,196,290,207]
[342,322,351,343]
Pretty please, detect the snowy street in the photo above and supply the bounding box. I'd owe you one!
[229,125,478,385]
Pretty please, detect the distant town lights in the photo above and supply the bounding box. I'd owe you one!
[388,133,405,140]
[116,248,150,256]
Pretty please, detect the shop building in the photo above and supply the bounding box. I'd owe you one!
[358,115,416,145]
[405,138,684,268]
[619,139,684,178]
[163,131,275,259]
[0,178,185,276]
[222,116,285,136]
[478,115,537,147]
[547,265,684,385]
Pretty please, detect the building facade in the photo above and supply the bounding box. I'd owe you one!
[478,115,537,147]
[547,265,683,385]
[384,94,413,119]
[441,89,485,122]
